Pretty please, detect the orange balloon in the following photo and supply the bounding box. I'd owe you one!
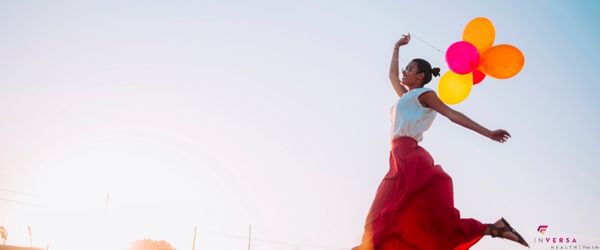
[463,17,495,54]
[480,44,525,79]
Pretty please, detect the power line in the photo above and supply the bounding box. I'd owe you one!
[196,228,349,249]
[0,188,38,196]
[1,189,351,249]
[252,237,348,249]
[0,197,37,206]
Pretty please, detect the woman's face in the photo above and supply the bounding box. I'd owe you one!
[402,61,424,88]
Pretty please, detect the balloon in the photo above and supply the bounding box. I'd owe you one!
[480,44,525,79]
[463,17,496,54]
[473,69,486,85]
[438,71,473,105]
[446,41,480,74]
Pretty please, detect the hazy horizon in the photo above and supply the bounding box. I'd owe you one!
[1,1,599,249]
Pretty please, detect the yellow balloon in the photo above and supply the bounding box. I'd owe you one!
[480,44,525,79]
[438,71,473,105]
[463,17,495,54]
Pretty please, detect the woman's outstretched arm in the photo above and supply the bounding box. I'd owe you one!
[419,91,511,143]
[389,34,410,97]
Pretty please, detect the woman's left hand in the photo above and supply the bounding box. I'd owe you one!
[395,33,411,48]
[488,129,511,143]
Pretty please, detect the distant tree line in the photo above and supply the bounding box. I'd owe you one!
[129,239,175,250]
[1,226,7,245]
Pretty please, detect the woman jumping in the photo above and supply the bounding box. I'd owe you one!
[352,34,529,250]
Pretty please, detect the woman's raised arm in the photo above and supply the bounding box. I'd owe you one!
[389,34,410,97]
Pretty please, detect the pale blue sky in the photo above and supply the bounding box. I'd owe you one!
[1,1,599,249]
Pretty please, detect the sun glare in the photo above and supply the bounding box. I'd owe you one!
[12,134,249,249]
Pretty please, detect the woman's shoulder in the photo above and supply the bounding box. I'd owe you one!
[416,87,435,94]
[410,87,436,98]
[396,88,436,105]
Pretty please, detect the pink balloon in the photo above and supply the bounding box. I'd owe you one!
[446,41,480,74]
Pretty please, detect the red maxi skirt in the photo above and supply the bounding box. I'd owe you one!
[353,137,487,250]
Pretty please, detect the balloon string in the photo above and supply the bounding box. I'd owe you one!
[412,34,443,53]
[397,33,442,64]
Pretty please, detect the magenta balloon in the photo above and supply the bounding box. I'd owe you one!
[445,41,480,74]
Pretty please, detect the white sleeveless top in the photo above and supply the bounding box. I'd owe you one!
[390,87,437,142]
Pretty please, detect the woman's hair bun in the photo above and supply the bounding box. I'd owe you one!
[431,67,441,77]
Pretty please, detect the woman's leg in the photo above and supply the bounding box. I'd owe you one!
[418,171,487,249]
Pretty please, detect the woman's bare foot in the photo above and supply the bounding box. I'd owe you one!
[486,218,530,248]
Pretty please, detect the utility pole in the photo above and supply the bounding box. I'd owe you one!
[27,225,32,247]
[247,224,251,250]
[192,226,197,250]
[105,193,110,209]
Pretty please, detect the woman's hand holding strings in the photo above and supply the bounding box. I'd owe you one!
[395,33,411,48]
